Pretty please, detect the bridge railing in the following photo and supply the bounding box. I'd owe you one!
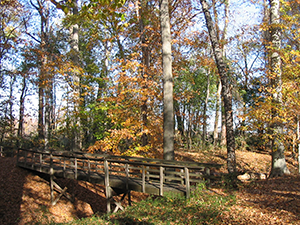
[17,148,222,198]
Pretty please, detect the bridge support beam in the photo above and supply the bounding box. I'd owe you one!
[106,187,131,213]
[50,175,73,206]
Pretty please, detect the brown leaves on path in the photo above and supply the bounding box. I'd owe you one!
[222,175,300,224]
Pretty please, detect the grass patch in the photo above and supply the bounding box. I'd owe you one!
[64,183,235,225]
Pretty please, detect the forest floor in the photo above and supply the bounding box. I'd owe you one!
[0,147,300,224]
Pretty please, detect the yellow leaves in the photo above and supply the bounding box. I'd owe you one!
[87,60,163,156]
[290,49,300,57]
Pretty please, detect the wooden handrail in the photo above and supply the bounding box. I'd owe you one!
[17,148,221,170]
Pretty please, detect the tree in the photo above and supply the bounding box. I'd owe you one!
[200,0,236,174]
[160,0,174,160]
[0,0,25,145]
[25,0,58,149]
[268,0,290,177]
[69,0,82,151]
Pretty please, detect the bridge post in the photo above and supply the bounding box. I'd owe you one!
[50,151,54,204]
[74,157,78,179]
[160,166,164,196]
[104,159,112,213]
[205,167,211,184]
[184,167,190,198]
[142,165,146,193]
[125,163,129,191]
[87,159,91,182]
[125,163,131,206]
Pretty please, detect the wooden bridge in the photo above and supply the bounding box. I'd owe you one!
[17,148,221,213]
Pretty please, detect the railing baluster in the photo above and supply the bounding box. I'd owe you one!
[125,163,129,191]
[50,150,54,203]
[74,157,78,179]
[88,159,91,182]
[142,165,145,193]
[104,159,111,213]
[39,153,42,170]
[160,166,164,196]
[185,167,190,198]
[146,166,150,181]
[63,156,66,177]
[205,167,210,184]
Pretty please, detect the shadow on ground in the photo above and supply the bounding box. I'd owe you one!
[0,157,27,225]
[243,175,300,220]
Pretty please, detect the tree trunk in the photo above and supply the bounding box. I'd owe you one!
[174,100,184,136]
[213,80,221,147]
[42,16,51,150]
[221,104,227,146]
[38,79,44,140]
[70,0,82,151]
[8,74,16,141]
[297,116,300,174]
[200,0,236,174]
[269,0,290,177]
[18,74,27,143]
[202,71,210,147]
[160,0,174,160]
[138,0,150,146]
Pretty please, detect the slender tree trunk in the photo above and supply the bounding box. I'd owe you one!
[174,101,184,146]
[221,104,227,146]
[31,0,51,148]
[43,42,50,150]
[138,0,150,146]
[297,116,300,174]
[18,74,27,144]
[213,0,229,149]
[269,0,290,177]
[8,74,16,140]
[202,71,210,147]
[200,0,236,174]
[160,0,174,160]
[213,80,221,147]
[37,0,51,149]
[38,80,44,140]
[174,101,184,136]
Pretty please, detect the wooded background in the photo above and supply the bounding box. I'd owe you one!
[1,0,299,176]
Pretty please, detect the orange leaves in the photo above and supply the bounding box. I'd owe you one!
[88,57,163,156]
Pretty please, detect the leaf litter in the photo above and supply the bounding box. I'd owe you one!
[0,148,299,224]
